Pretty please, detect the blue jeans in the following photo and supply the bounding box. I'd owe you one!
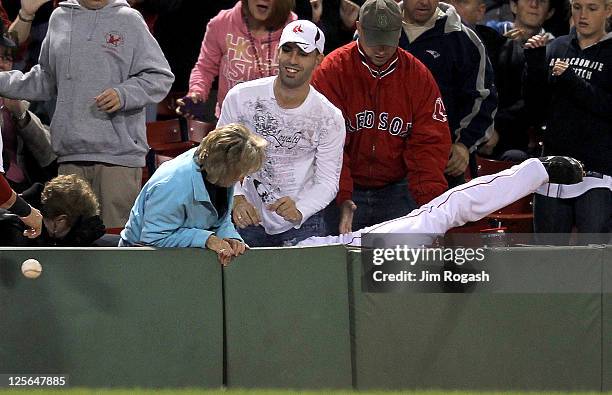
[534,188,612,244]
[238,212,326,247]
[324,179,417,235]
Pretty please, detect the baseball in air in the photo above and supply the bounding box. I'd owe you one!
[21,258,42,279]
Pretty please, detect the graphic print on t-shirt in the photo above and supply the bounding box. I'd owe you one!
[237,97,329,207]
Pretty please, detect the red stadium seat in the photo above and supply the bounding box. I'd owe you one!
[105,227,123,235]
[186,119,215,144]
[476,156,516,175]
[146,119,196,158]
[143,119,198,184]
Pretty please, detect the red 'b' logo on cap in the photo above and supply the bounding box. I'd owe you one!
[293,25,304,33]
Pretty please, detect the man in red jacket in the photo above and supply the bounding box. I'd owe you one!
[311,0,451,235]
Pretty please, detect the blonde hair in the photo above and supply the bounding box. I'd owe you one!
[242,0,295,31]
[41,175,100,227]
[195,123,267,185]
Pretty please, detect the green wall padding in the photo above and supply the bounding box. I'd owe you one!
[604,245,612,391]
[223,245,352,389]
[0,248,223,388]
[348,247,602,391]
[1,245,610,390]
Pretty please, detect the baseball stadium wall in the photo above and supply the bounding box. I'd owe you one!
[0,245,611,391]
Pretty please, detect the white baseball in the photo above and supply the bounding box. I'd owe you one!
[21,258,42,279]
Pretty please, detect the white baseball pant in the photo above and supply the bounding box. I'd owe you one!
[299,158,549,247]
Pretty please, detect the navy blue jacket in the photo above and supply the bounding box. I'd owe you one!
[524,30,612,175]
[399,3,497,151]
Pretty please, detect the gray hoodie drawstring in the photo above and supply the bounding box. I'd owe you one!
[66,7,74,80]
[87,10,99,41]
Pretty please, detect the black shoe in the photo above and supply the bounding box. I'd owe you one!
[539,156,584,184]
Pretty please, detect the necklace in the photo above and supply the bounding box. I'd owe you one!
[244,14,273,78]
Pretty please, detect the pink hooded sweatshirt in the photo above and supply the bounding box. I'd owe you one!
[188,1,297,117]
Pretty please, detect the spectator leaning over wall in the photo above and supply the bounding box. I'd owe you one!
[0,174,106,246]
[120,123,267,266]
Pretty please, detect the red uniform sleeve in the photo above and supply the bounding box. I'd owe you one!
[0,174,14,206]
[404,66,451,205]
[311,57,353,206]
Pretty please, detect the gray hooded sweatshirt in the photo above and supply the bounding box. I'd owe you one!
[0,0,174,167]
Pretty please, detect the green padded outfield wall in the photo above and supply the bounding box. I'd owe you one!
[348,247,603,391]
[1,245,611,390]
[0,248,223,388]
[604,245,612,392]
[223,245,352,389]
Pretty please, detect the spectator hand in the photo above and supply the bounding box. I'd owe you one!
[3,99,27,119]
[339,0,360,30]
[310,0,323,24]
[445,143,470,177]
[524,34,550,49]
[339,199,357,234]
[268,197,302,223]
[175,92,203,119]
[232,195,261,229]
[478,129,499,156]
[20,0,51,18]
[503,28,526,41]
[551,59,569,76]
[20,207,42,239]
[224,238,248,257]
[206,234,235,266]
[95,89,122,113]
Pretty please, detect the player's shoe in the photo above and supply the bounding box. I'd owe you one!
[538,156,584,184]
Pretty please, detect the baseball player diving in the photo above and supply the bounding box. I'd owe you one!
[299,156,584,247]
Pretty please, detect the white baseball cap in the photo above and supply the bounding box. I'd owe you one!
[279,20,325,54]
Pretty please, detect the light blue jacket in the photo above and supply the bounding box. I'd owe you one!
[120,148,241,247]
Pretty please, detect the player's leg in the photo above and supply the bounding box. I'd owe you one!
[365,158,549,236]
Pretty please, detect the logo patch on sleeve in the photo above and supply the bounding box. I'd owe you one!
[432,97,447,122]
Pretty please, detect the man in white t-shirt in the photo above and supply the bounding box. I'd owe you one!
[217,20,346,247]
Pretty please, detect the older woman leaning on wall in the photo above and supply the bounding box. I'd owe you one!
[119,123,267,266]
